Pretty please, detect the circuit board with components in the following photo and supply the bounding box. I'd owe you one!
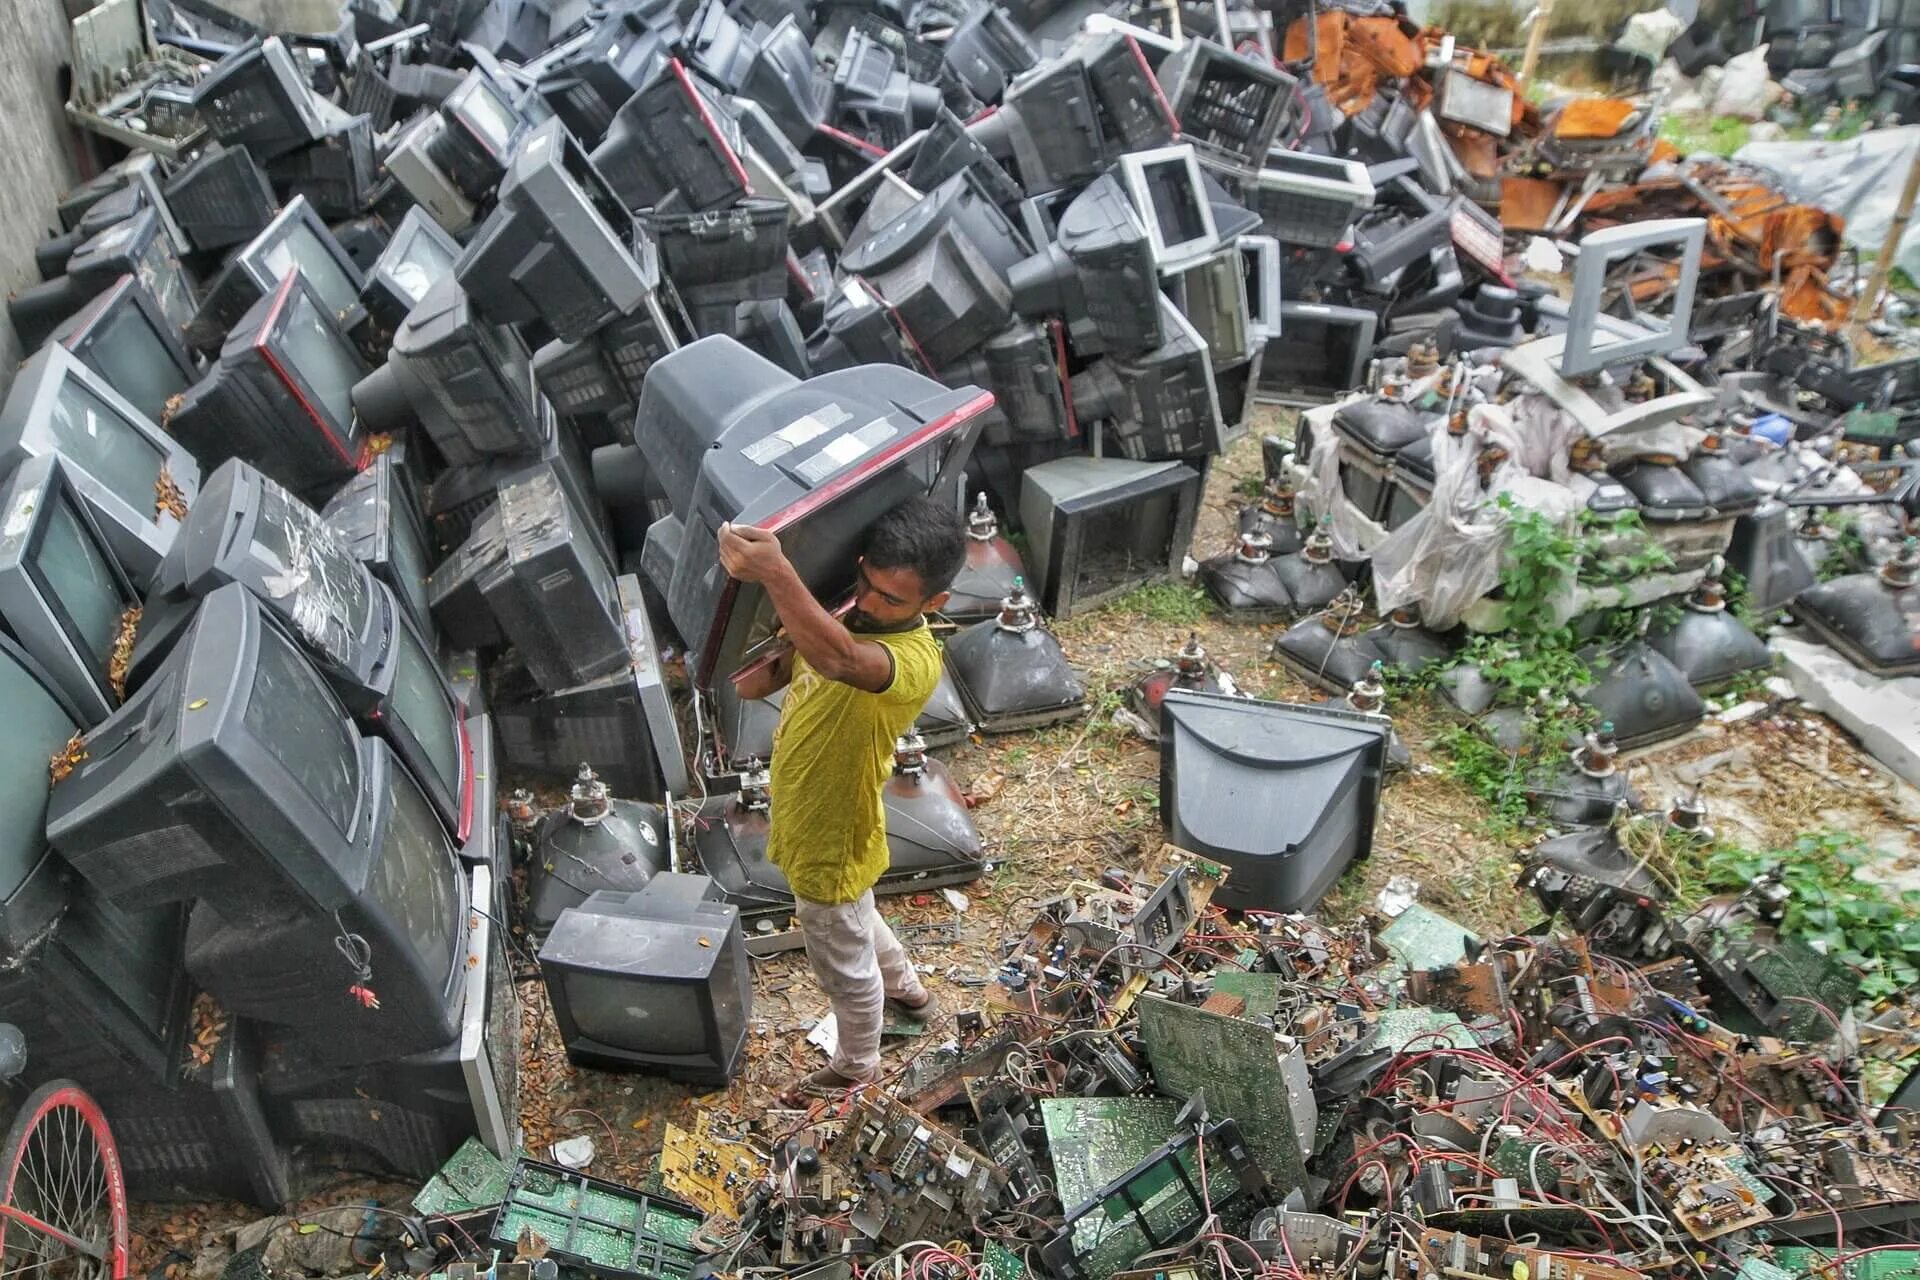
[1402,1230,1644,1280]
[826,1093,1008,1248]
[657,1110,768,1228]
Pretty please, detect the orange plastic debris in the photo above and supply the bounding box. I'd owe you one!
[1554,99,1640,140]
[1501,177,1564,232]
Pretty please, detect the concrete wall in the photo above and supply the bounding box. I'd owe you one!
[0,0,86,396]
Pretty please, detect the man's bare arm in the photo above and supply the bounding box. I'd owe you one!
[718,523,894,693]
[731,649,795,702]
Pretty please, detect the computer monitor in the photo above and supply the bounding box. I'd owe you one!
[193,36,330,159]
[0,455,141,725]
[431,69,527,199]
[162,144,281,254]
[1159,690,1389,912]
[170,272,371,498]
[257,860,519,1174]
[183,733,469,1065]
[0,635,88,958]
[455,117,653,343]
[1119,144,1219,269]
[1018,455,1202,619]
[47,582,381,913]
[633,336,991,689]
[538,873,751,1083]
[357,208,464,354]
[353,276,545,467]
[322,452,437,638]
[188,196,366,350]
[50,274,198,445]
[0,345,202,579]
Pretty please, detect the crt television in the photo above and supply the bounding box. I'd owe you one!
[322,452,439,638]
[634,336,992,690]
[1159,689,1389,913]
[170,271,372,498]
[182,734,469,1065]
[256,861,519,1177]
[188,195,366,350]
[0,455,141,726]
[0,345,202,580]
[51,274,199,427]
[46,582,381,915]
[0,636,90,959]
[538,873,751,1084]
[1018,455,1202,619]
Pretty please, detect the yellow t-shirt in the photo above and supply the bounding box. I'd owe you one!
[765,622,943,905]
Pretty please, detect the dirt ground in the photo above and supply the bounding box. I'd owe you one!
[129,405,1920,1275]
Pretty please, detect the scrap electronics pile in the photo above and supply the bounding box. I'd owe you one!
[410,846,1920,1280]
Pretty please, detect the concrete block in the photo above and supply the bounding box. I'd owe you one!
[1772,633,1920,790]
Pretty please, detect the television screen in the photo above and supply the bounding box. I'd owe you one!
[384,610,467,832]
[0,639,82,951]
[36,494,129,678]
[49,375,170,515]
[1122,146,1217,267]
[280,288,365,435]
[458,76,520,156]
[243,618,366,840]
[369,756,463,987]
[251,211,362,323]
[562,972,708,1056]
[57,277,195,426]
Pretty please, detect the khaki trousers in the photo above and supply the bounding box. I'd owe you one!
[793,890,925,1079]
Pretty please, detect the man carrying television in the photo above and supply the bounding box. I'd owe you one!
[719,497,967,1103]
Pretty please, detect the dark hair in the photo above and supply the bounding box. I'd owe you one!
[864,495,968,598]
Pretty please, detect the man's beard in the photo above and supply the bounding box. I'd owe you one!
[849,609,920,633]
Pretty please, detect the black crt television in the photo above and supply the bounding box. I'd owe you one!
[1068,300,1225,461]
[481,462,628,693]
[0,630,192,1098]
[188,195,366,350]
[538,873,751,1083]
[182,729,469,1066]
[322,451,439,638]
[454,116,653,343]
[162,144,281,254]
[356,206,464,353]
[1159,689,1389,913]
[64,205,199,336]
[258,860,519,1179]
[1017,455,1202,619]
[632,335,991,699]
[430,69,527,199]
[591,58,754,213]
[265,111,379,222]
[45,582,383,914]
[1006,173,1163,357]
[148,460,472,839]
[51,274,199,427]
[0,455,142,726]
[192,36,331,161]
[169,271,372,499]
[0,345,202,580]
[352,275,546,466]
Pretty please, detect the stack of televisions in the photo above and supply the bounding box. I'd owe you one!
[0,0,1494,1210]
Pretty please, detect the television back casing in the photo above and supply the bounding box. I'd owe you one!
[1019,455,1201,619]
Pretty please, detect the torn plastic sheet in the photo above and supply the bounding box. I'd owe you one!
[1370,402,1582,628]
[1736,125,1920,281]
[255,487,374,667]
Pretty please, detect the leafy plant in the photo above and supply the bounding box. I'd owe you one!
[1235,472,1265,499]
[1493,495,1579,639]
[1110,582,1210,625]
[1700,832,1920,1001]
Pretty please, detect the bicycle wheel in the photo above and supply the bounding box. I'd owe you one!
[0,1082,128,1280]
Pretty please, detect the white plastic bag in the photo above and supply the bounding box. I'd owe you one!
[1711,46,1774,121]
